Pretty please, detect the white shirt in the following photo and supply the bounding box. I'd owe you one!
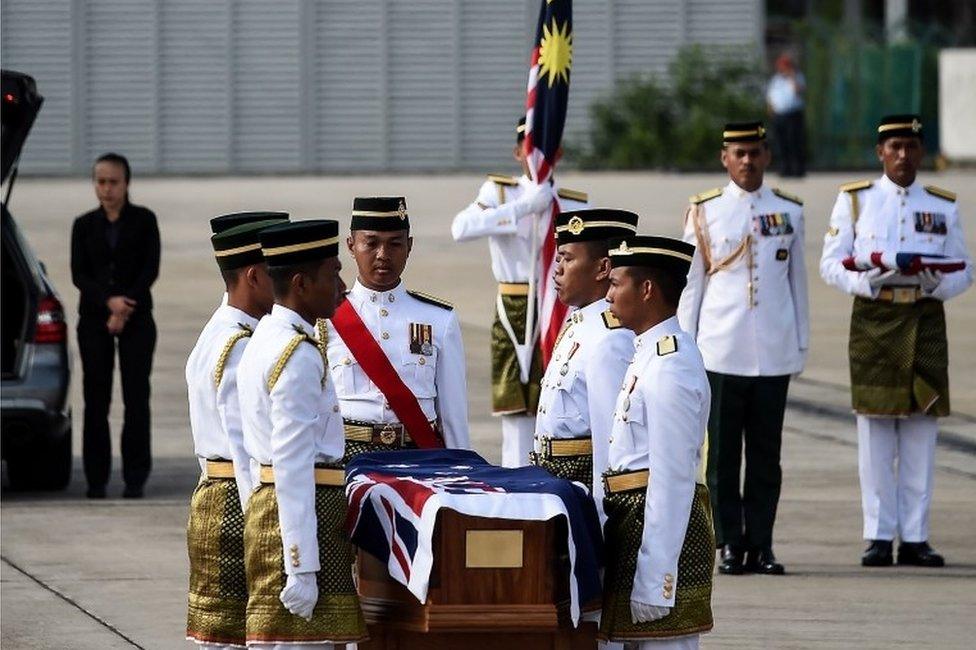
[185,303,258,509]
[238,304,345,575]
[820,174,972,301]
[535,298,633,518]
[451,174,589,282]
[326,280,470,449]
[678,180,810,376]
[766,72,805,114]
[606,316,710,608]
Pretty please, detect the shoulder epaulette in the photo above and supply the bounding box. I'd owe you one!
[656,335,678,357]
[689,188,723,205]
[924,185,957,202]
[267,329,317,391]
[601,309,623,330]
[840,180,872,193]
[487,173,518,187]
[772,188,803,206]
[213,324,253,387]
[407,290,454,310]
[557,187,588,203]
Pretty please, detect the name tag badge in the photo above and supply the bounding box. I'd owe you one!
[914,212,947,235]
[756,213,794,237]
[776,248,789,261]
[409,322,434,356]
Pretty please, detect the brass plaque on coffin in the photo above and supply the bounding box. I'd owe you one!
[464,530,524,568]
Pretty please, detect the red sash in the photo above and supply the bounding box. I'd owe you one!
[331,300,443,449]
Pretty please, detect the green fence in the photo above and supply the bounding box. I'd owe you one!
[802,21,944,168]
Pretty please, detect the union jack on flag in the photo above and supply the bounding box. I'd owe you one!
[345,449,603,623]
[523,0,574,365]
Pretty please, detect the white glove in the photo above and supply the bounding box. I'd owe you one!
[919,268,943,294]
[279,572,318,621]
[630,600,671,624]
[865,268,897,288]
[512,183,554,219]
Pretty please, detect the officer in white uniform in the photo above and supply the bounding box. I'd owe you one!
[328,196,469,455]
[185,216,285,649]
[452,117,589,467]
[210,211,290,309]
[820,114,972,568]
[238,220,367,647]
[600,235,714,650]
[678,121,808,576]
[532,208,638,521]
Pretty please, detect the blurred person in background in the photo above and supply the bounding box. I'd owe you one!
[766,52,807,178]
[70,152,160,499]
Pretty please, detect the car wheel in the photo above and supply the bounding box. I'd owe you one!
[6,428,71,491]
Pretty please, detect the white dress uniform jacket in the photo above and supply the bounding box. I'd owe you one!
[185,304,258,509]
[326,281,470,449]
[535,298,634,515]
[678,180,809,376]
[451,174,589,282]
[820,174,972,300]
[607,317,710,609]
[238,304,345,576]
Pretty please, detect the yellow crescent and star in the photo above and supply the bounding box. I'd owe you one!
[538,3,572,88]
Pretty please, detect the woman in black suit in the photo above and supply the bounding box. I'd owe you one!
[70,153,160,499]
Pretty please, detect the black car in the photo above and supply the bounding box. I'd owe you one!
[1,70,72,490]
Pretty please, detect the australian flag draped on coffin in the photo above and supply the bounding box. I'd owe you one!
[345,448,602,624]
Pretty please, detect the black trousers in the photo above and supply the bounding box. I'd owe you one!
[706,372,790,551]
[77,312,156,489]
[773,109,806,177]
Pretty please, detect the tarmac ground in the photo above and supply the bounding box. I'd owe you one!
[2,170,975,649]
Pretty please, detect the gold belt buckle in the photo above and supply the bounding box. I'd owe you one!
[378,423,399,446]
[892,287,917,304]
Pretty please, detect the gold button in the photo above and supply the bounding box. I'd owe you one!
[389,294,395,302]
[343,358,351,365]
[418,357,426,365]
[292,559,300,567]
[380,308,389,317]
[290,544,298,551]
[381,332,390,340]
[370,294,377,302]
[664,573,674,581]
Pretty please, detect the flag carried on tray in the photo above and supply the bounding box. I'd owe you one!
[345,448,602,624]
[841,251,967,275]
[523,0,573,367]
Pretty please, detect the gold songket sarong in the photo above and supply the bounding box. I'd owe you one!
[849,296,949,417]
[243,479,367,644]
[529,436,593,490]
[599,474,714,641]
[492,288,543,415]
[186,462,247,647]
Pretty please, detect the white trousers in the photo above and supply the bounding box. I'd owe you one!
[501,414,535,467]
[624,634,699,650]
[857,414,938,542]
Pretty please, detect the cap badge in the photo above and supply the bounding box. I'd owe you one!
[757,125,766,137]
[397,200,407,220]
[911,118,922,133]
[567,216,585,235]
[618,241,629,253]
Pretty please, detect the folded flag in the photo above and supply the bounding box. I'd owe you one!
[345,448,602,624]
[842,251,966,275]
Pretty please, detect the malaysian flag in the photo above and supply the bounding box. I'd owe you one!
[524,0,573,366]
[841,251,967,275]
[345,449,602,624]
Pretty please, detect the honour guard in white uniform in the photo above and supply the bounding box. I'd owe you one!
[532,209,638,520]
[185,215,286,648]
[210,211,290,308]
[600,235,714,650]
[820,114,972,567]
[237,220,367,647]
[327,196,469,459]
[679,120,808,576]
[452,117,589,467]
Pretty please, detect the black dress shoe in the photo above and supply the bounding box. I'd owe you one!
[861,540,894,567]
[86,485,107,499]
[897,541,945,567]
[744,548,785,575]
[122,485,144,499]
[717,545,745,575]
